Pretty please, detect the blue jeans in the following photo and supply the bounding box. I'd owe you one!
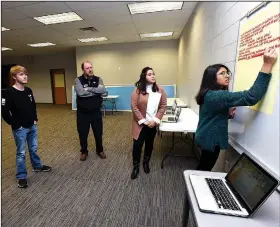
[12,124,43,179]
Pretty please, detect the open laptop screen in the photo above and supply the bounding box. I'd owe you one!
[226,154,279,212]
[172,100,177,112]
[175,107,181,120]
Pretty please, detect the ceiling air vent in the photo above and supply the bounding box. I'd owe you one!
[79,27,98,32]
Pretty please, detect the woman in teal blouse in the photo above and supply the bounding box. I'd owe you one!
[195,47,278,171]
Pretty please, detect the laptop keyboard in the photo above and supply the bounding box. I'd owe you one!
[205,178,241,211]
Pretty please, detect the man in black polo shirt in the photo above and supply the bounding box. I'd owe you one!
[2,65,51,188]
[75,61,108,161]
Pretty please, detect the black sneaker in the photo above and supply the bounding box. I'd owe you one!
[17,179,28,188]
[33,165,52,172]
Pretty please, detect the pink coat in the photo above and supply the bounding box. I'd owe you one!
[131,86,167,140]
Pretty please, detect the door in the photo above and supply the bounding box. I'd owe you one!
[50,69,67,104]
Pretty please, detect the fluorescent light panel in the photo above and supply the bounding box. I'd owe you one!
[2,47,13,51]
[34,12,83,25]
[27,42,56,47]
[140,32,173,38]
[78,37,108,42]
[128,2,183,14]
[2,27,11,31]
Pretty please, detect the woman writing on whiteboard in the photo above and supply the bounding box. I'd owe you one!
[130,67,167,179]
[195,47,278,171]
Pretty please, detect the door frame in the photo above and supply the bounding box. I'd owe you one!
[50,69,67,104]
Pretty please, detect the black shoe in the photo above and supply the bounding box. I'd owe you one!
[33,165,52,172]
[143,163,150,174]
[131,167,139,179]
[17,179,28,188]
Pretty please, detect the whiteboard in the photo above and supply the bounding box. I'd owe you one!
[229,2,280,178]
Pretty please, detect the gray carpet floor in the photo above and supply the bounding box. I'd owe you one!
[1,104,198,227]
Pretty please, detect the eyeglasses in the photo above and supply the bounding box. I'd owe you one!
[217,71,232,78]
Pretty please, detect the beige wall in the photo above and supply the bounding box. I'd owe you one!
[76,40,178,85]
[2,50,77,104]
[2,40,178,103]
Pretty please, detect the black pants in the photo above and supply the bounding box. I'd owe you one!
[196,146,220,171]
[77,110,103,154]
[132,125,157,167]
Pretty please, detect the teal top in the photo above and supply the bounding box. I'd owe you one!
[195,72,272,151]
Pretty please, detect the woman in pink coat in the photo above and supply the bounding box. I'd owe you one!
[130,67,167,179]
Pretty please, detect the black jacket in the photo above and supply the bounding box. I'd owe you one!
[74,75,107,112]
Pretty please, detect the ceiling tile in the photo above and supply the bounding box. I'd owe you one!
[2,18,43,29]
[110,34,140,41]
[49,20,93,31]
[182,2,197,10]
[2,8,29,20]
[14,2,72,17]
[65,1,127,11]
[1,1,41,8]
[1,4,10,9]
[66,31,106,40]
[2,26,67,43]
[101,23,138,36]
[75,4,131,19]
[132,10,190,22]
[135,20,188,33]
[59,29,96,38]
[140,36,178,43]
[81,15,133,28]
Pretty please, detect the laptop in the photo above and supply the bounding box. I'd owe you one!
[189,153,279,217]
[166,99,177,115]
[162,107,182,123]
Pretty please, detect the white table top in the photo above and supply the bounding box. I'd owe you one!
[167,98,188,107]
[159,108,198,133]
[183,170,280,227]
[103,95,119,99]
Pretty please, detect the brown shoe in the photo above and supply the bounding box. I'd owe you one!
[80,153,88,161]
[97,152,106,159]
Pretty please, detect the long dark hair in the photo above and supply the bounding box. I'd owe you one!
[195,64,230,105]
[135,67,159,95]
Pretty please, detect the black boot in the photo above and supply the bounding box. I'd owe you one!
[143,156,151,174]
[143,163,150,174]
[131,166,139,179]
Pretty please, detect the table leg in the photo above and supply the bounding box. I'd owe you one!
[102,102,106,117]
[114,100,117,113]
[161,132,175,169]
[182,190,190,227]
[192,133,195,151]
[110,99,117,115]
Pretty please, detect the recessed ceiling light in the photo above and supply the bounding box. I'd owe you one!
[34,12,83,25]
[2,47,13,51]
[78,37,108,42]
[140,32,174,38]
[2,27,11,31]
[27,42,56,47]
[128,2,183,14]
